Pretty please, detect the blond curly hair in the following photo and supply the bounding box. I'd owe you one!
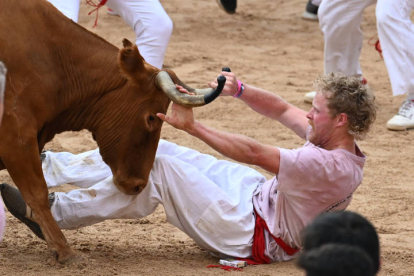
[314,73,378,140]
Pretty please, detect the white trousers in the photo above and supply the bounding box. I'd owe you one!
[311,0,322,6]
[42,140,267,258]
[319,0,414,97]
[47,0,173,69]
[0,199,5,242]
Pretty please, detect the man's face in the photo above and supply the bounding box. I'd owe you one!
[306,92,338,146]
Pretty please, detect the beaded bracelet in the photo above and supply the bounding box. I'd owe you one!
[233,80,244,98]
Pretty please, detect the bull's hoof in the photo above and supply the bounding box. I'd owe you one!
[47,250,83,266]
[56,249,83,264]
[0,183,45,240]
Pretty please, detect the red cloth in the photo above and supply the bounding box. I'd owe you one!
[238,209,300,264]
[368,36,383,58]
[375,40,382,58]
[85,0,109,28]
[208,208,300,268]
[206,265,243,271]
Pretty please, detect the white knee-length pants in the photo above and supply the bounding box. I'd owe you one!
[47,0,172,69]
[319,0,414,97]
[311,0,322,6]
[42,140,267,258]
[0,199,5,242]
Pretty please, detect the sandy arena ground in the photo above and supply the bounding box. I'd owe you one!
[0,0,413,275]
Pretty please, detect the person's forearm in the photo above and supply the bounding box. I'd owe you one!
[208,72,308,138]
[237,84,308,139]
[238,84,290,119]
[187,120,268,166]
[156,100,281,173]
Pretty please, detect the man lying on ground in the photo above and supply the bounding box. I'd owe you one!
[1,71,377,262]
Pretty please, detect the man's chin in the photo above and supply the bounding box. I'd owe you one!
[308,135,317,145]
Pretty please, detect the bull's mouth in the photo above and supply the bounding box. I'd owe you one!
[113,176,147,195]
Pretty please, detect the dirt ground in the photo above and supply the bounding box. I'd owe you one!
[1,0,413,275]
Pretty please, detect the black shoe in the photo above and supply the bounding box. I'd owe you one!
[302,0,319,21]
[0,183,48,240]
[40,152,47,162]
[216,0,237,14]
[40,149,53,162]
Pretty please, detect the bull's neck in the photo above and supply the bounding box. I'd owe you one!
[43,24,129,138]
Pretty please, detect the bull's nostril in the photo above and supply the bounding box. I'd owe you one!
[133,186,142,194]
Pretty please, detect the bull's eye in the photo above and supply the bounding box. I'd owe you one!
[146,114,158,128]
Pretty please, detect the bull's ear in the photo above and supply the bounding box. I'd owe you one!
[122,38,133,48]
[118,43,146,79]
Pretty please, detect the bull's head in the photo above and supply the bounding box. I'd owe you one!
[95,39,225,195]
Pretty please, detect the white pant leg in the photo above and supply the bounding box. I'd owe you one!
[47,0,81,22]
[51,174,160,229]
[311,0,322,6]
[51,141,267,257]
[376,0,414,97]
[41,139,184,188]
[42,139,215,188]
[0,199,5,242]
[42,149,112,188]
[106,0,173,69]
[319,0,376,78]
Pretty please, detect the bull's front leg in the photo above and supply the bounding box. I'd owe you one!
[2,138,77,263]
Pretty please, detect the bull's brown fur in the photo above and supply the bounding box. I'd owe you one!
[0,0,177,262]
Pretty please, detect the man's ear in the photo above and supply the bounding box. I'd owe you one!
[336,113,349,127]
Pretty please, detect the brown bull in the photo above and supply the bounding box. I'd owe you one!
[0,0,225,262]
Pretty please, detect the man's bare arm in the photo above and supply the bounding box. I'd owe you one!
[157,103,281,174]
[209,72,309,140]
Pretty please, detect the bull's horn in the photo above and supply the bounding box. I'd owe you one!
[155,71,226,107]
[174,67,231,96]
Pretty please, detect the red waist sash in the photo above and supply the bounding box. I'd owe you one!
[240,208,300,264]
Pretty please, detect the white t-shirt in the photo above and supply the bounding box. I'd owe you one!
[252,141,366,262]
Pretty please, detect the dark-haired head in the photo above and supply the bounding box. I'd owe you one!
[300,211,380,274]
[297,243,375,276]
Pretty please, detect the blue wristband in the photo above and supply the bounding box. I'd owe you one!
[236,83,244,98]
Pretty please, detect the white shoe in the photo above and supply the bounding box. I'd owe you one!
[304,91,317,103]
[386,99,414,130]
[302,11,318,21]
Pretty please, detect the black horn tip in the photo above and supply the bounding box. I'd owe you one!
[222,67,231,72]
[204,75,226,104]
[217,75,226,84]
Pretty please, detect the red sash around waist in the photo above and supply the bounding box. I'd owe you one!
[239,208,300,264]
